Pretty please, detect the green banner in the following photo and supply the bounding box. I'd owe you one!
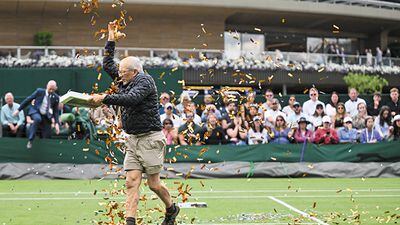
[0,138,399,164]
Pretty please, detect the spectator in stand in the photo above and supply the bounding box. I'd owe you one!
[1,92,25,137]
[353,102,369,130]
[367,92,382,117]
[200,113,227,145]
[226,113,248,145]
[332,102,348,129]
[282,95,296,116]
[345,88,366,117]
[366,49,373,66]
[264,98,286,128]
[181,102,202,125]
[360,116,382,143]
[294,117,313,143]
[175,92,192,116]
[162,118,177,145]
[221,100,237,130]
[338,117,358,143]
[158,92,171,114]
[374,106,392,140]
[245,103,260,128]
[201,104,222,122]
[287,102,307,126]
[389,115,400,141]
[387,88,400,116]
[89,104,115,131]
[269,115,294,144]
[313,116,339,145]
[325,91,340,117]
[303,87,325,116]
[376,47,383,66]
[160,103,181,128]
[248,116,269,145]
[14,80,60,148]
[178,111,202,146]
[310,103,326,130]
[262,89,281,112]
[243,92,257,114]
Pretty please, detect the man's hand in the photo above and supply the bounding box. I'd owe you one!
[89,94,107,105]
[108,21,116,41]
[12,110,19,117]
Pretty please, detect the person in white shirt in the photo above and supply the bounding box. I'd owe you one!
[345,88,366,117]
[248,116,269,145]
[302,87,325,116]
[287,102,307,126]
[325,91,340,117]
[282,95,296,116]
[181,102,202,126]
[261,89,281,112]
[264,98,286,127]
[160,103,181,128]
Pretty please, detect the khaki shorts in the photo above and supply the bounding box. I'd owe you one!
[124,131,166,175]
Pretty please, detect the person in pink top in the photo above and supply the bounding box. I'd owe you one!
[162,118,177,145]
[294,117,313,143]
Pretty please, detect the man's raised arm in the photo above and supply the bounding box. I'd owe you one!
[103,22,119,80]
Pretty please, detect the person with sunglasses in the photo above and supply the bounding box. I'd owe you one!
[309,103,326,130]
[159,92,171,114]
[287,102,307,127]
[282,95,297,116]
[160,103,181,128]
[261,89,281,112]
[264,98,285,127]
[269,115,293,144]
[302,87,325,116]
[332,102,349,129]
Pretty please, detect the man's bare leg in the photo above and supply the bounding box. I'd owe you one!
[147,173,180,225]
[147,173,172,207]
[125,170,142,225]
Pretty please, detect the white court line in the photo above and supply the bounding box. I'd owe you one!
[268,196,329,225]
[0,194,399,201]
[0,188,399,195]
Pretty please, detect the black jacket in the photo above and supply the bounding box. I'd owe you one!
[102,41,162,135]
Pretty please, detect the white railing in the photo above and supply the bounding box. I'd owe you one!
[296,0,400,10]
[0,45,399,67]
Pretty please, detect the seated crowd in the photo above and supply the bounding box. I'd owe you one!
[1,87,400,146]
[158,87,400,145]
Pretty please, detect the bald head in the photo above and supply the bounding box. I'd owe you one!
[47,80,57,94]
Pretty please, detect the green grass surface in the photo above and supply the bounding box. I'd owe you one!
[0,178,399,224]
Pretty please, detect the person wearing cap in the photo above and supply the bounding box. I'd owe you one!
[158,92,171,115]
[360,116,383,143]
[248,116,269,145]
[345,88,366,117]
[269,115,293,144]
[282,95,297,116]
[313,115,339,144]
[302,87,325,116]
[367,92,382,117]
[338,116,358,143]
[387,88,400,116]
[287,101,307,126]
[294,117,313,143]
[309,103,326,130]
[388,115,400,141]
[160,103,181,128]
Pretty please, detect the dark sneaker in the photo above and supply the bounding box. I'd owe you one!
[161,204,180,225]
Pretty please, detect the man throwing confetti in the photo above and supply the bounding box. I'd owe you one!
[89,21,180,225]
